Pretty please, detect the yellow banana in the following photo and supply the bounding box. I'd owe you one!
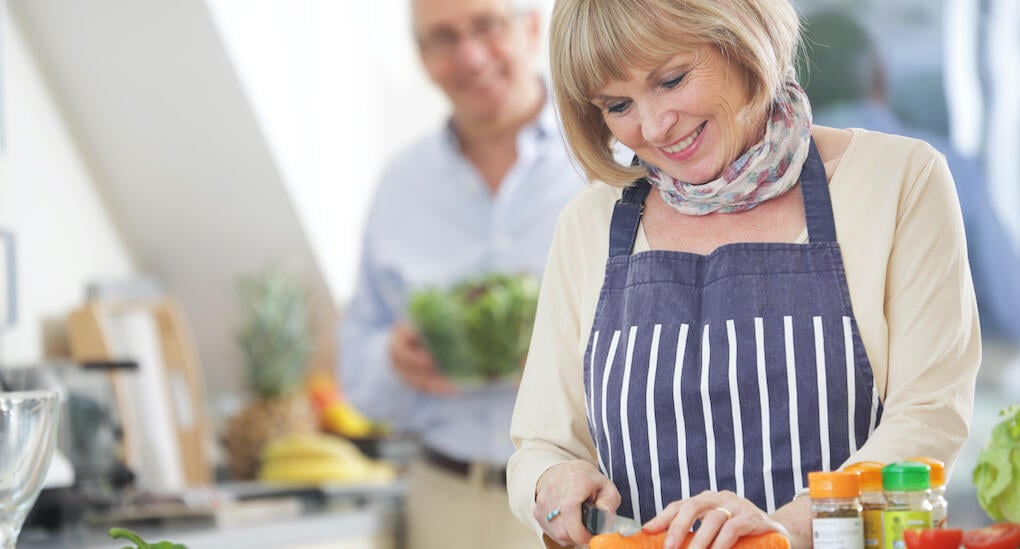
[258,456,365,484]
[258,433,397,485]
[321,401,375,438]
[261,433,364,463]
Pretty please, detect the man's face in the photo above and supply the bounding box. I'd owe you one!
[413,0,539,125]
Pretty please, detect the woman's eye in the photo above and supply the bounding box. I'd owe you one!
[662,75,684,89]
[606,101,630,114]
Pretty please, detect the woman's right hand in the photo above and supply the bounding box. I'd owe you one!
[534,460,621,547]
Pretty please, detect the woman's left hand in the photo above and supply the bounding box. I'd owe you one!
[643,490,790,549]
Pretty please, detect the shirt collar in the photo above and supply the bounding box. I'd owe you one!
[439,77,558,153]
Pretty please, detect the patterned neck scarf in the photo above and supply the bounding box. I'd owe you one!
[642,82,813,216]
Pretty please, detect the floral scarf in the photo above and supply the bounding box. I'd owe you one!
[642,82,813,216]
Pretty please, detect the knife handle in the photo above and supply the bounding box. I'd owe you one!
[581,501,603,534]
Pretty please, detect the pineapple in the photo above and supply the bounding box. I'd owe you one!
[222,270,318,480]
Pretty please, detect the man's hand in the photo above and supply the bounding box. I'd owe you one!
[388,322,456,396]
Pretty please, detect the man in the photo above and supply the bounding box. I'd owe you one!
[339,0,583,547]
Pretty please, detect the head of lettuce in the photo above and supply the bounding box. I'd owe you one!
[973,403,1020,522]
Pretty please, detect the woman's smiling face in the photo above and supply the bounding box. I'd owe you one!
[590,45,764,184]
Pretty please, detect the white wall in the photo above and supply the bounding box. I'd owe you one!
[0,12,136,365]
[206,0,447,306]
[206,0,555,305]
[11,0,336,407]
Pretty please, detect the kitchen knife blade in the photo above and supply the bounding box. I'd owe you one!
[581,501,642,537]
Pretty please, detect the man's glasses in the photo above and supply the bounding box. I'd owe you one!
[418,13,516,58]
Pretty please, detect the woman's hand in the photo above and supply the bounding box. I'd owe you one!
[534,460,621,547]
[644,491,790,549]
[769,494,812,549]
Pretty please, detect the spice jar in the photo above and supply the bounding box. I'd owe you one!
[845,462,887,549]
[810,471,864,549]
[907,457,948,528]
[882,462,932,549]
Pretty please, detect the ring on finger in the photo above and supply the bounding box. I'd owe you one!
[546,508,561,522]
[713,506,732,520]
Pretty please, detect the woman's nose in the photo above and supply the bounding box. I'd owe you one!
[640,103,678,145]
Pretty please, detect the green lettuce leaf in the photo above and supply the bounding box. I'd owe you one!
[973,404,1020,522]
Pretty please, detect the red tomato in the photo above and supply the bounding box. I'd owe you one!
[963,523,1020,549]
[904,528,964,549]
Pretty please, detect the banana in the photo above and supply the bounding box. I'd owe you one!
[321,401,376,438]
[259,456,365,484]
[261,433,364,463]
[257,433,397,485]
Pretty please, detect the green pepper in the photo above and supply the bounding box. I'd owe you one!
[108,527,188,549]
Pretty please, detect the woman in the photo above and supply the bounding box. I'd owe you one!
[506,1,981,548]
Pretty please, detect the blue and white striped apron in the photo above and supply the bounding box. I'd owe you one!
[583,141,883,523]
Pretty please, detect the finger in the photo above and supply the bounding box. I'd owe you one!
[645,502,681,533]
[538,506,575,547]
[397,346,434,372]
[660,500,704,546]
[556,504,593,546]
[423,372,457,395]
[685,508,730,549]
[709,514,782,549]
[709,515,745,549]
[593,483,622,513]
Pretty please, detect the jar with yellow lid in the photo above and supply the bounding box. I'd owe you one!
[845,462,886,549]
[907,457,947,528]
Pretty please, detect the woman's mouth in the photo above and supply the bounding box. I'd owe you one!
[661,122,707,157]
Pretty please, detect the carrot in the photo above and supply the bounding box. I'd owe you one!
[589,530,790,549]
[589,530,667,549]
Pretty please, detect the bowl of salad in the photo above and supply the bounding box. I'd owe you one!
[408,273,539,387]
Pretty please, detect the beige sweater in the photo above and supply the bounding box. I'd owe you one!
[507,129,981,536]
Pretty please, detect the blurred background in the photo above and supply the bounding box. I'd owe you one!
[0,0,1016,546]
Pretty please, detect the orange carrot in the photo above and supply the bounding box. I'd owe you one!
[589,530,790,549]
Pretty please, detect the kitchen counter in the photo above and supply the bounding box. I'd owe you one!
[18,480,407,549]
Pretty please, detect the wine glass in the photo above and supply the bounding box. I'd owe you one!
[0,390,61,549]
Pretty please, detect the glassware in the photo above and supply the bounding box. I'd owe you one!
[882,462,932,549]
[809,470,864,549]
[844,461,887,549]
[0,390,62,549]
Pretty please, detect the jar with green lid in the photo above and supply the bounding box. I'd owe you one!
[907,457,948,528]
[882,462,932,549]
[810,471,864,549]
[845,462,887,549]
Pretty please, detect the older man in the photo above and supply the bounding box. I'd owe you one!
[339,0,583,547]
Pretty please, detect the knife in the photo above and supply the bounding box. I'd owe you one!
[581,501,642,537]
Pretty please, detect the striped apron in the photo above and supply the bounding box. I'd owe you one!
[583,141,883,523]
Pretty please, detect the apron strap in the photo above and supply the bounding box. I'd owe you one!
[609,180,652,257]
[800,139,838,243]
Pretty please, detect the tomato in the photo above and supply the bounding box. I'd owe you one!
[904,528,964,549]
[963,523,1020,549]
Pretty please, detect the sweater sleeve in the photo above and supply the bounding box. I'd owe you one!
[507,197,602,537]
[840,144,981,476]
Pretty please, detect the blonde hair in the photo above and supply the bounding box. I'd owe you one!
[550,0,803,186]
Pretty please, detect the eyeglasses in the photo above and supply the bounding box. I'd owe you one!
[418,13,516,58]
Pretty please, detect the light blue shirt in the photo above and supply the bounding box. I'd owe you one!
[339,98,585,465]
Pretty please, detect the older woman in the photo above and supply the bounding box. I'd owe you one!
[506,1,981,548]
